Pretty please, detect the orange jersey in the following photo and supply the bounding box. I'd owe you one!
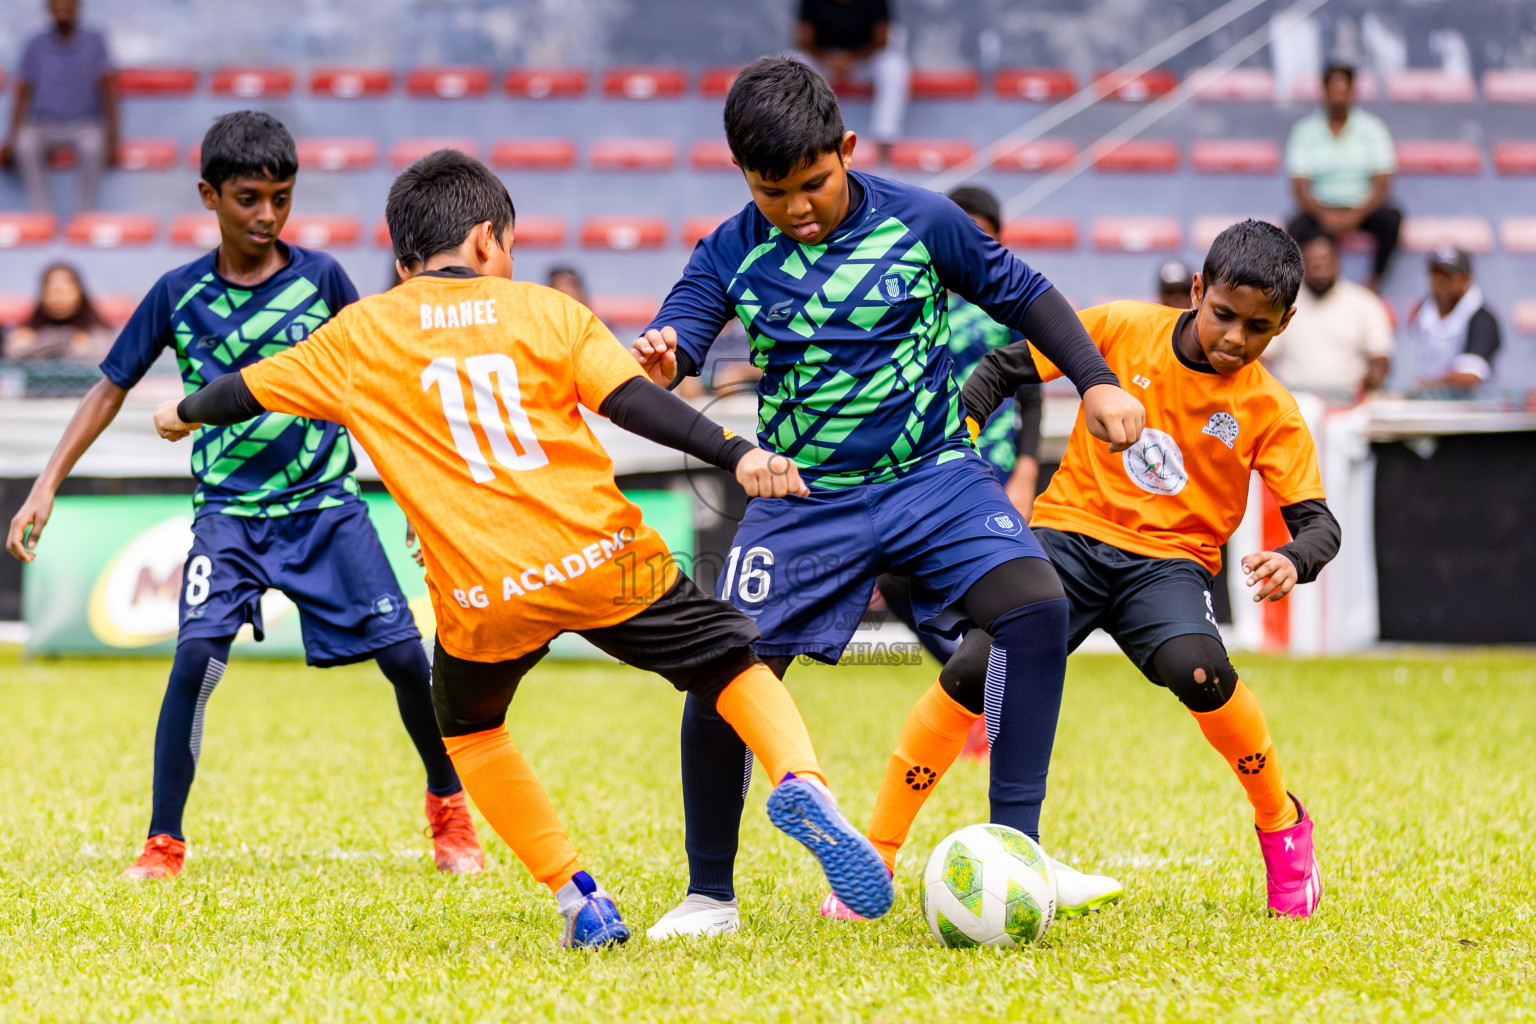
[1031,301,1325,574]
[243,270,674,661]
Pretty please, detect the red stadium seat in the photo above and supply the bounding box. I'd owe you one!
[602,67,686,99]
[1191,214,1280,250]
[374,218,391,248]
[115,67,198,96]
[1384,70,1476,103]
[280,215,362,248]
[1483,69,1536,104]
[991,138,1077,172]
[681,216,729,248]
[1401,216,1494,254]
[310,68,394,98]
[1395,140,1482,175]
[888,139,975,172]
[1189,67,1275,102]
[503,68,589,98]
[1513,300,1536,336]
[580,217,669,250]
[296,137,378,171]
[1493,142,1536,176]
[170,214,222,249]
[1190,139,1280,174]
[831,80,875,99]
[405,67,491,98]
[589,296,661,328]
[1091,139,1179,172]
[689,140,736,171]
[390,138,479,168]
[0,295,35,327]
[999,218,1077,250]
[994,69,1076,101]
[211,67,294,98]
[66,213,157,247]
[513,216,567,248]
[489,138,577,170]
[1090,217,1182,253]
[589,139,677,171]
[1499,217,1536,253]
[95,294,138,327]
[0,212,57,247]
[1093,69,1177,102]
[700,68,741,98]
[911,69,980,99]
[115,139,178,171]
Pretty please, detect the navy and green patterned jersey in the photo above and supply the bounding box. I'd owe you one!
[946,295,1024,477]
[649,171,1054,489]
[101,244,362,517]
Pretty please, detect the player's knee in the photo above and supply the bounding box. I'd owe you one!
[683,646,764,706]
[938,629,990,715]
[1149,633,1236,713]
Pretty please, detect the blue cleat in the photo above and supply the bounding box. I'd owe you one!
[766,774,895,919]
[559,871,631,949]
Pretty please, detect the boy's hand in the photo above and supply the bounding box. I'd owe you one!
[736,448,809,498]
[154,399,199,441]
[630,327,679,387]
[405,521,425,567]
[1241,550,1297,603]
[1081,383,1145,453]
[6,490,54,563]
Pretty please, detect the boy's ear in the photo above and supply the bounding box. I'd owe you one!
[197,180,220,211]
[1189,273,1205,309]
[840,131,857,168]
[1273,305,1297,336]
[395,259,414,282]
[472,221,498,262]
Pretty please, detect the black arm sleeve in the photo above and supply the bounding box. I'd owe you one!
[177,371,267,426]
[1464,308,1501,363]
[960,288,1118,422]
[1275,498,1341,585]
[599,377,756,473]
[1013,384,1043,463]
[666,350,699,392]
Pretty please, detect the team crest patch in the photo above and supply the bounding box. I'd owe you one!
[287,323,309,342]
[766,299,795,321]
[1122,428,1187,495]
[373,595,399,621]
[1202,411,1239,449]
[878,272,909,304]
[984,511,1024,537]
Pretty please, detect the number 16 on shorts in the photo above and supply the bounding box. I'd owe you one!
[721,545,774,604]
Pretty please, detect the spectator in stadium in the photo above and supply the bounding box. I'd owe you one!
[1284,63,1401,292]
[1406,244,1501,396]
[795,0,909,160]
[1263,229,1391,401]
[1156,260,1193,309]
[1,262,111,362]
[546,265,588,305]
[1,0,118,215]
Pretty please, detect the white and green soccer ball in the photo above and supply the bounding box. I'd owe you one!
[921,823,1056,948]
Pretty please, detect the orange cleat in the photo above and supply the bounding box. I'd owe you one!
[959,715,990,760]
[425,789,484,875]
[122,834,186,880]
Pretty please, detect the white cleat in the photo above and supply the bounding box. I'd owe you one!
[645,893,740,941]
[1048,856,1125,918]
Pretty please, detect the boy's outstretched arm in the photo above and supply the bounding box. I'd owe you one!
[1241,499,1341,602]
[154,371,267,438]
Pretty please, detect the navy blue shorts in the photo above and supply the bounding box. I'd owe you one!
[178,501,420,666]
[721,453,1047,662]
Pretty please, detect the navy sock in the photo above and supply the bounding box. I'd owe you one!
[680,692,751,901]
[375,639,462,798]
[984,598,1069,842]
[147,636,232,840]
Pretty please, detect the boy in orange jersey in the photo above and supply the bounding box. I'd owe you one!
[822,220,1339,920]
[153,150,894,947]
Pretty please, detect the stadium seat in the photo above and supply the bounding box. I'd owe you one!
[114,67,198,96]
[589,139,677,171]
[1499,217,1536,253]
[1513,299,1536,336]
[211,67,294,98]
[280,216,361,248]
[602,67,687,99]
[888,139,975,172]
[911,69,981,99]
[830,80,875,99]
[0,212,57,248]
[700,68,740,98]
[1384,70,1476,103]
[1090,139,1179,173]
[1394,140,1481,175]
[991,138,1077,172]
[310,68,394,98]
[1401,216,1494,253]
[993,68,1076,101]
[513,216,568,248]
[1093,69,1177,102]
[1483,69,1536,104]
[169,214,221,249]
[95,294,138,326]
[580,217,669,250]
[999,218,1077,250]
[1090,217,1182,252]
[1191,214,1279,250]
[405,67,491,98]
[65,213,157,247]
[1190,139,1280,174]
[681,216,729,248]
[689,140,736,171]
[503,69,589,98]
[390,138,479,168]
[115,139,179,171]
[489,138,577,170]
[295,138,378,171]
[1492,142,1536,176]
[589,296,660,328]
[1189,66,1275,102]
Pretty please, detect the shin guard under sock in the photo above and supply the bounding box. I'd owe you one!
[680,693,750,901]
[866,680,980,870]
[147,636,233,840]
[374,639,462,797]
[1189,680,1296,831]
[984,598,1069,841]
[713,663,826,789]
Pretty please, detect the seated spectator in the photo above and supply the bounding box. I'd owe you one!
[1156,260,1193,309]
[1263,229,1391,401]
[1406,245,1500,396]
[1285,64,1401,292]
[546,265,587,305]
[795,0,909,160]
[1,0,118,215]
[2,262,112,362]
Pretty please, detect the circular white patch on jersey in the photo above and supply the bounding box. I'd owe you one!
[1122,428,1187,495]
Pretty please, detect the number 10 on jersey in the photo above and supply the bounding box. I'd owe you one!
[422,354,549,482]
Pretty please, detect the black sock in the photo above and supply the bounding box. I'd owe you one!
[375,639,462,797]
[985,598,1069,842]
[681,692,750,901]
[148,636,233,840]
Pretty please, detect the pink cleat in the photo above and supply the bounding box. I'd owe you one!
[1256,794,1321,918]
[818,890,870,922]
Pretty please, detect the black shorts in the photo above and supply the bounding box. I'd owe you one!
[431,572,761,736]
[1034,527,1224,681]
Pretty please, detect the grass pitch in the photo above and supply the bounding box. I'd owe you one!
[2,645,1533,1023]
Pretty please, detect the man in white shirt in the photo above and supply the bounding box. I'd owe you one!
[1406,245,1501,396]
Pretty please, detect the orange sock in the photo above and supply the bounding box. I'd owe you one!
[1189,680,1298,831]
[866,680,980,871]
[713,663,827,790]
[442,725,582,891]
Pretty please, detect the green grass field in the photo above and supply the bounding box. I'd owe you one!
[2,645,1533,1023]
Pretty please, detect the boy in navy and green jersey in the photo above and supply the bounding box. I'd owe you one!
[634,57,1147,940]
[4,111,482,881]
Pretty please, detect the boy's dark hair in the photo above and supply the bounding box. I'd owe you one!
[724,56,844,181]
[546,265,583,286]
[200,111,298,190]
[946,186,1002,235]
[1203,220,1304,310]
[385,150,516,269]
[1322,63,1355,88]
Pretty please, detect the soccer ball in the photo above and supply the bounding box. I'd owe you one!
[921,824,1056,948]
